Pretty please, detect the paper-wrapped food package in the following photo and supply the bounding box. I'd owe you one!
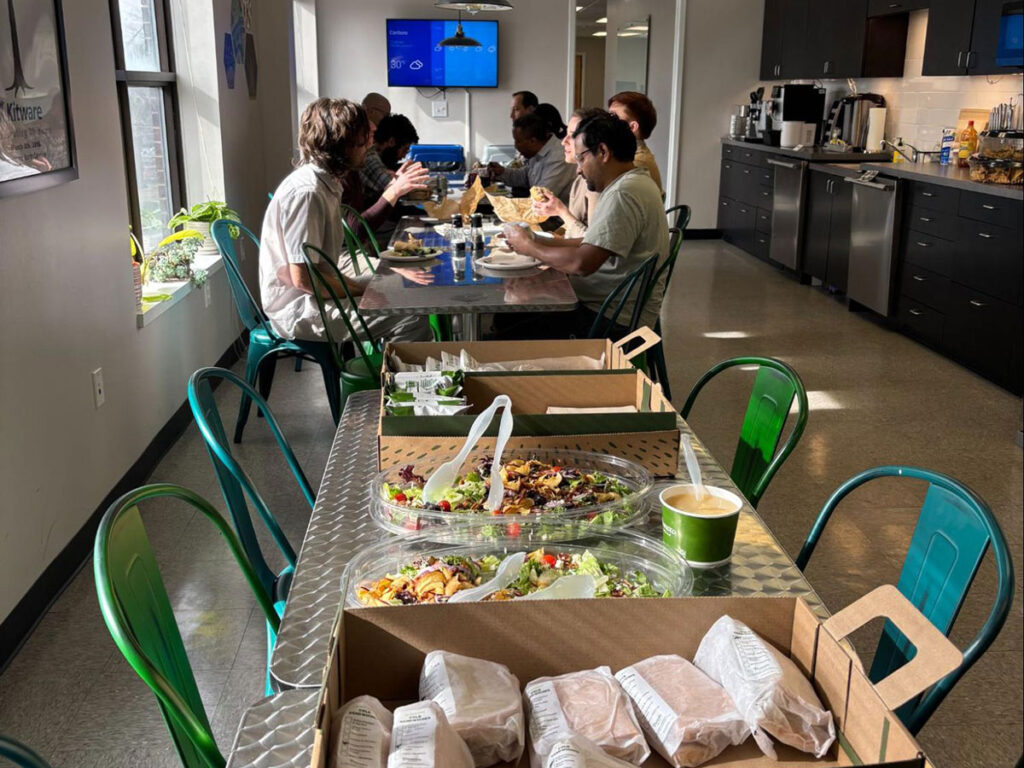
[524,666,649,768]
[694,616,836,759]
[329,695,393,768]
[544,735,638,768]
[487,193,548,226]
[423,198,461,221]
[614,655,749,767]
[419,650,525,767]
[460,177,487,219]
[387,700,474,768]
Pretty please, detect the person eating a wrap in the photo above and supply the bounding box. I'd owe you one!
[496,112,669,341]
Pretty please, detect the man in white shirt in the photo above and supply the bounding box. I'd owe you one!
[260,98,431,343]
[487,113,577,204]
[498,113,669,340]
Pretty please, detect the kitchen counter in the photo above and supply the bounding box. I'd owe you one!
[860,161,1024,201]
[721,137,892,163]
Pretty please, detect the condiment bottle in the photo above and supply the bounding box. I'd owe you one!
[957,120,978,168]
[469,213,485,251]
[449,214,465,246]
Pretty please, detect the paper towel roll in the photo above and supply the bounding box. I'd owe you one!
[866,107,887,152]
[780,121,803,148]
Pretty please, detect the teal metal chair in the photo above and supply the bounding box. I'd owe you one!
[188,367,312,694]
[210,219,342,439]
[587,254,659,340]
[796,466,1014,734]
[0,736,52,768]
[680,357,808,508]
[666,203,691,234]
[301,243,383,413]
[94,484,281,768]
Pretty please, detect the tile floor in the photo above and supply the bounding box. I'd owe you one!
[0,239,1020,767]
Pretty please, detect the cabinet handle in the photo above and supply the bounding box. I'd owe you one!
[957,50,965,68]
[981,204,996,210]
[969,300,986,308]
[921,191,935,197]
[824,61,831,75]
[978,232,994,239]
[915,241,931,247]
[909,309,923,316]
[721,201,729,206]
[966,50,977,68]
[912,275,927,282]
[743,169,752,174]
[889,2,901,7]
[919,216,933,223]
[739,208,749,213]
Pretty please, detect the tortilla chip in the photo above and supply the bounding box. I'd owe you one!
[423,197,461,221]
[459,177,486,219]
[486,193,549,225]
[394,233,425,251]
[530,186,552,202]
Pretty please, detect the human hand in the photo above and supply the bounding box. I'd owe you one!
[487,162,506,178]
[532,188,567,219]
[392,267,436,286]
[385,161,430,199]
[502,223,533,253]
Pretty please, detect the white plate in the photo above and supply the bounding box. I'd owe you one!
[380,247,443,263]
[419,217,440,224]
[477,252,541,270]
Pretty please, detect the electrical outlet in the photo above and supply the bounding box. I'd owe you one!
[203,282,212,308]
[432,99,448,118]
[92,368,105,409]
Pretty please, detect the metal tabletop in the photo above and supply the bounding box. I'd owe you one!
[225,689,318,768]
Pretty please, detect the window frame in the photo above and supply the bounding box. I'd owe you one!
[109,0,187,248]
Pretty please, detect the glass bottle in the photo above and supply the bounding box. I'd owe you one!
[957,120,978,168]
[449,214,465,246]
[470,213,485,251]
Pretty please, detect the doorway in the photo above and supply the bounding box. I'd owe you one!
[573,0,607,110]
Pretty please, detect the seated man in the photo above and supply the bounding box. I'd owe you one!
[487,113,577,204]
[260,97,431,343]
[608,91,662,195]
[509,90,538,122]
[497,113,669,340]
[360,113,419,206]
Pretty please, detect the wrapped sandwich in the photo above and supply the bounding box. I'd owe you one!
[419,651,524,767]
[615,655,749,767]
[544,735,638,768]
[694,616,835,758]
[524,666,649,768]
[387,700,474,768]
[329,695,392,768]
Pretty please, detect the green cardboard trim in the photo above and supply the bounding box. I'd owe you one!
[380,412,676,437]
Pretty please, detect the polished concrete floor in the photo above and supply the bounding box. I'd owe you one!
[0,239,1020,767]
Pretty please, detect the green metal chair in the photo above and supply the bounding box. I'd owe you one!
[796,466,1015,734]
[645,223,687,400]
[680,357,808,508]
[666,203,692,235]
[94,484,281,768]
[210,220,343,438]
[301,243,383,413]
[0,736,52,768]
[187,367,312,694]
[587,254,660,340]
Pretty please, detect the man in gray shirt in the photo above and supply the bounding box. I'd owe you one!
[498,112,669,339]
[487,113,577,204]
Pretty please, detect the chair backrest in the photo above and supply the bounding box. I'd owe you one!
[338,203,381,276]
[588,253,659,339]
[0,736,52,768]
[795,466,1015,734]
[210,219,272,336]
[94,484,280,768]
[643,227,683,311]
[300,243,381,375]
[680,357,808,507]
[187,367,309,599]
[665,203,692,233]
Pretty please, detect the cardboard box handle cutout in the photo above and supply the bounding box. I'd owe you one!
[823,585,963,710]
[614,326,661,363]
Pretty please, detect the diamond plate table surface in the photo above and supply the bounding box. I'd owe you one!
[242,389,826,767]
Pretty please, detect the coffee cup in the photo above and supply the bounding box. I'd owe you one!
[661,483,743,568]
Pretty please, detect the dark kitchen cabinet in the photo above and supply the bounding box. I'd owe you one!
[969,0,1023,73]
[805,0,868,77]
[922,0,975,74]
[760,0,809,79]
[944,283,1023,390]
[802,171,852,292]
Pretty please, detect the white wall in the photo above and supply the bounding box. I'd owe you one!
[0,0,294,625]
[315,0,572,165]
[676,0,764,228]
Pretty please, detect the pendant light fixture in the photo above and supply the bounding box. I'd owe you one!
[439,11,481,47]
[435,1,514,11]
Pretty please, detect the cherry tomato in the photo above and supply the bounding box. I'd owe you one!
[439,500,451,512]
[551,466,562,472]
[404,519,420,531]
[506,522,522,537]
[542,554,557,566]
[394,493,407,503]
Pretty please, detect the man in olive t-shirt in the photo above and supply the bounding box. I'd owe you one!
[498,112,669,339]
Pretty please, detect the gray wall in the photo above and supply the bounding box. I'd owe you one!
[316,0,572,165]
[0,0,295,624]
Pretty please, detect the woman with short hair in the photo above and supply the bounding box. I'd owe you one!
[532,107,606,237]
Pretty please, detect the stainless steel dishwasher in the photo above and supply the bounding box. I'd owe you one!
[843,172,902,316]
[766,157,807,271]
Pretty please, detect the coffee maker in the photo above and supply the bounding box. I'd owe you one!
[767,84,827,145]
[826,94,886,150]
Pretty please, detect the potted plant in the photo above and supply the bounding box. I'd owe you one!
[167,200,241,257]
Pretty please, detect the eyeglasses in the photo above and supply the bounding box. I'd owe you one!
[575,148,593,165]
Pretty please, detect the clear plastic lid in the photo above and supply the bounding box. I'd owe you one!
[370,449,654,543]
[342,527,693,607]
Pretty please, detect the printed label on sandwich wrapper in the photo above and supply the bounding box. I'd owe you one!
[546,741,586,768]
[420,654,456,717]
[732,627,779,681]
[526,681,571,745]
[337,704,386,768]
[389,707,438,768]
[614,667,677,747]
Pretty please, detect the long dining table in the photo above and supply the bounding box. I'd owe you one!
[225,389,826,766]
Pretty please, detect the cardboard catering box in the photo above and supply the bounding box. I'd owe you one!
[312,586,959,768]
[378,368,680,476]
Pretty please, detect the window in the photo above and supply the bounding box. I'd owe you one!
[111,0,185,253]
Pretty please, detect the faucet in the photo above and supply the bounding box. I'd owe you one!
[880,139,942,163]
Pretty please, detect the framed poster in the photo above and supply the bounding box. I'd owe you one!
[0,0,77,198]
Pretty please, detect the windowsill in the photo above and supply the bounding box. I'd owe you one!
[136,252,224,328]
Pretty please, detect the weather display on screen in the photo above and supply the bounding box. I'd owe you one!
[386,19,498,88]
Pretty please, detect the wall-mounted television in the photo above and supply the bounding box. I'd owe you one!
[386,19,499,88]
